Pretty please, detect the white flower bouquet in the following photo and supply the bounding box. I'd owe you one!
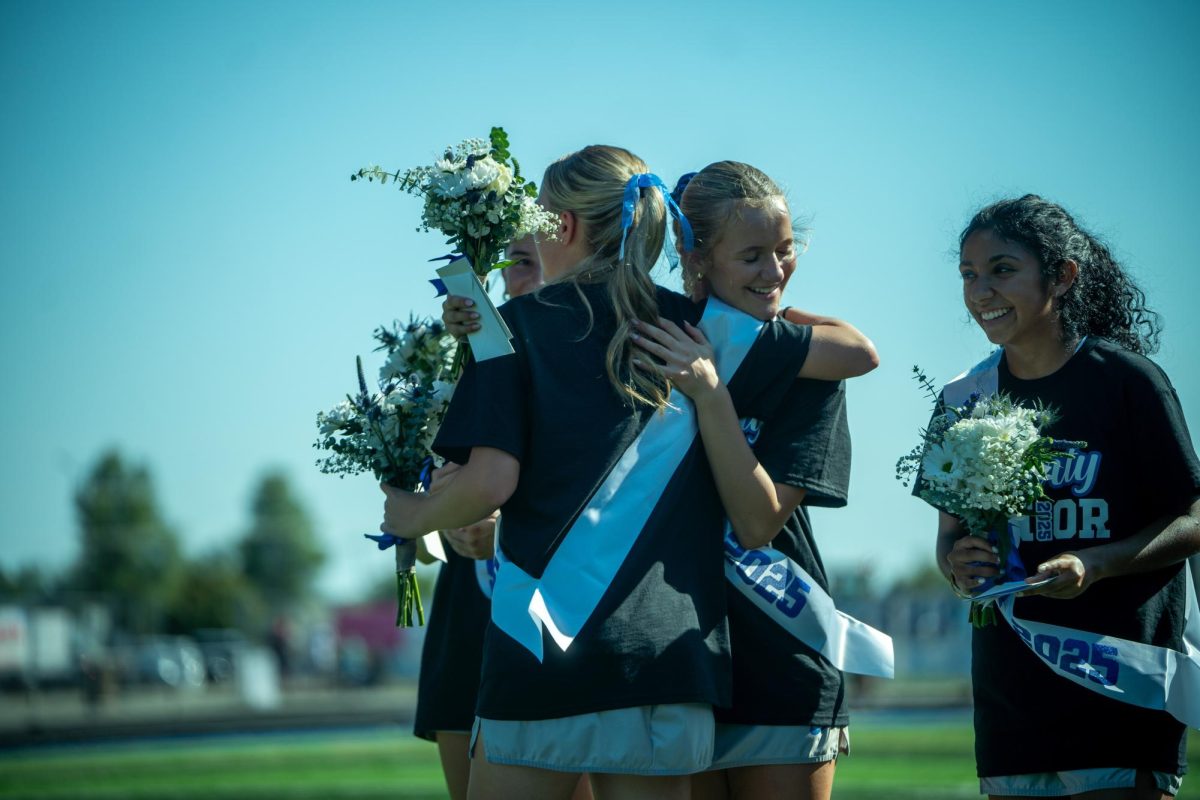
[315,317,456,626]
[897,368,1081,624]
[352,126,557,283]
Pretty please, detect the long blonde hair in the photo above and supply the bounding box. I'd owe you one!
[539,145,670,410]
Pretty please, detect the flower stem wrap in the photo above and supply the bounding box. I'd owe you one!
[897,367,1083,629]
[393,537,424,628]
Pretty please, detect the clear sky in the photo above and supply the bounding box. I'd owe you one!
[3,0,1197,600]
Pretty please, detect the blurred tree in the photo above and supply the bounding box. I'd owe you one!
[890,561,948,594]
[72,450,183,634]
[238,471,325,614]
[0,564,58,603]
[166,550,267,635]
[829,561,880,601]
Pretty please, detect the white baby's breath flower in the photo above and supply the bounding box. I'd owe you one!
[516,196,560,238]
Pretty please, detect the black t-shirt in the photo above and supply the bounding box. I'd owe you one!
[413,546,491,740]
[716,378,853,727]
[434,281,812,720]
[955,338,1199,776]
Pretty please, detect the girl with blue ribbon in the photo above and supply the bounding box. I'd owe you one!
[632,162,883,800]
[926,195,1200,799]
[387,145,876,799]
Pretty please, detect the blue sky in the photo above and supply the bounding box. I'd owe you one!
[3,0,1197,600]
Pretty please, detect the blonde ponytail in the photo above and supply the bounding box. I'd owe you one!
[540,146,672,410]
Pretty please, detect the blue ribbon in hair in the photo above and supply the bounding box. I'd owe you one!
[671,171,698,206]
[664,172,700,271]
[618,173,695,260]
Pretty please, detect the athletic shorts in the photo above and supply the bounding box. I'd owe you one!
[980,767,1182,796]
[709,723,848,770]
[471,703,715,775]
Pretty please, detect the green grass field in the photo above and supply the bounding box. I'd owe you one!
[0,724,1195,799]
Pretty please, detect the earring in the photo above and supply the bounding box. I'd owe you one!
[696,272,704,281]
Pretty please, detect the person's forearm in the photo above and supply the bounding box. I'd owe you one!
[383,448,518,539]
[783,307,855,329]
[693,386,801,549]
[785,308,880,379]
[1080,499,1200,582]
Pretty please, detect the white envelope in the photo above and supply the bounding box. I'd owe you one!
[972,574,1056,601]
[421,531,447,562]
[435,256,514,361]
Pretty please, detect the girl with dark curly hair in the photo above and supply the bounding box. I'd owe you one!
[931,195,1200,799]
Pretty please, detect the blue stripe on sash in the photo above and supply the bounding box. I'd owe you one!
[998,570,1200,728]
[723,527,895,678]
[490,298,764,661]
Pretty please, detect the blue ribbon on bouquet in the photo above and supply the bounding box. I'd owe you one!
[964,524,1029,596]
[618,173,695,260]
[428,253,462,297]
[363,456,436,551]
[364,532,406,550]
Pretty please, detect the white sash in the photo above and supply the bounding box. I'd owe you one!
[941,348,1200,728]
[942,349,1002,408]
[998,571,1200,728]
[723,527,895,678]
[491,298,764,661]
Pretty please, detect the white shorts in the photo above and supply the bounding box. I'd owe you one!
[471,703,715,775]
[709,723,849,770]
[980,767,1182,797]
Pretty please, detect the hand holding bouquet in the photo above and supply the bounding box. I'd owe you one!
[315,318,456,626]
[897,367,1083,624]
[353,128,558,372]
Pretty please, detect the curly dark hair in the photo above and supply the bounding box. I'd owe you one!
[960,194,1161,355]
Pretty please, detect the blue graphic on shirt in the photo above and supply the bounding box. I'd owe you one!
[1011,449,1110,543]
[1045,448,1103,497]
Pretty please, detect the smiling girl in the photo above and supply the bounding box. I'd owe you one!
[387,145,875,800]
[631,162,878,800]
[932,195,1200,799]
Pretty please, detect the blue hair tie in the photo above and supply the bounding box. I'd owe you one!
[671,171,698,206]
[618,173,695,261]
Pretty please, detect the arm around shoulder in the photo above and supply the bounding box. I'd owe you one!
[783,307,879,380]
